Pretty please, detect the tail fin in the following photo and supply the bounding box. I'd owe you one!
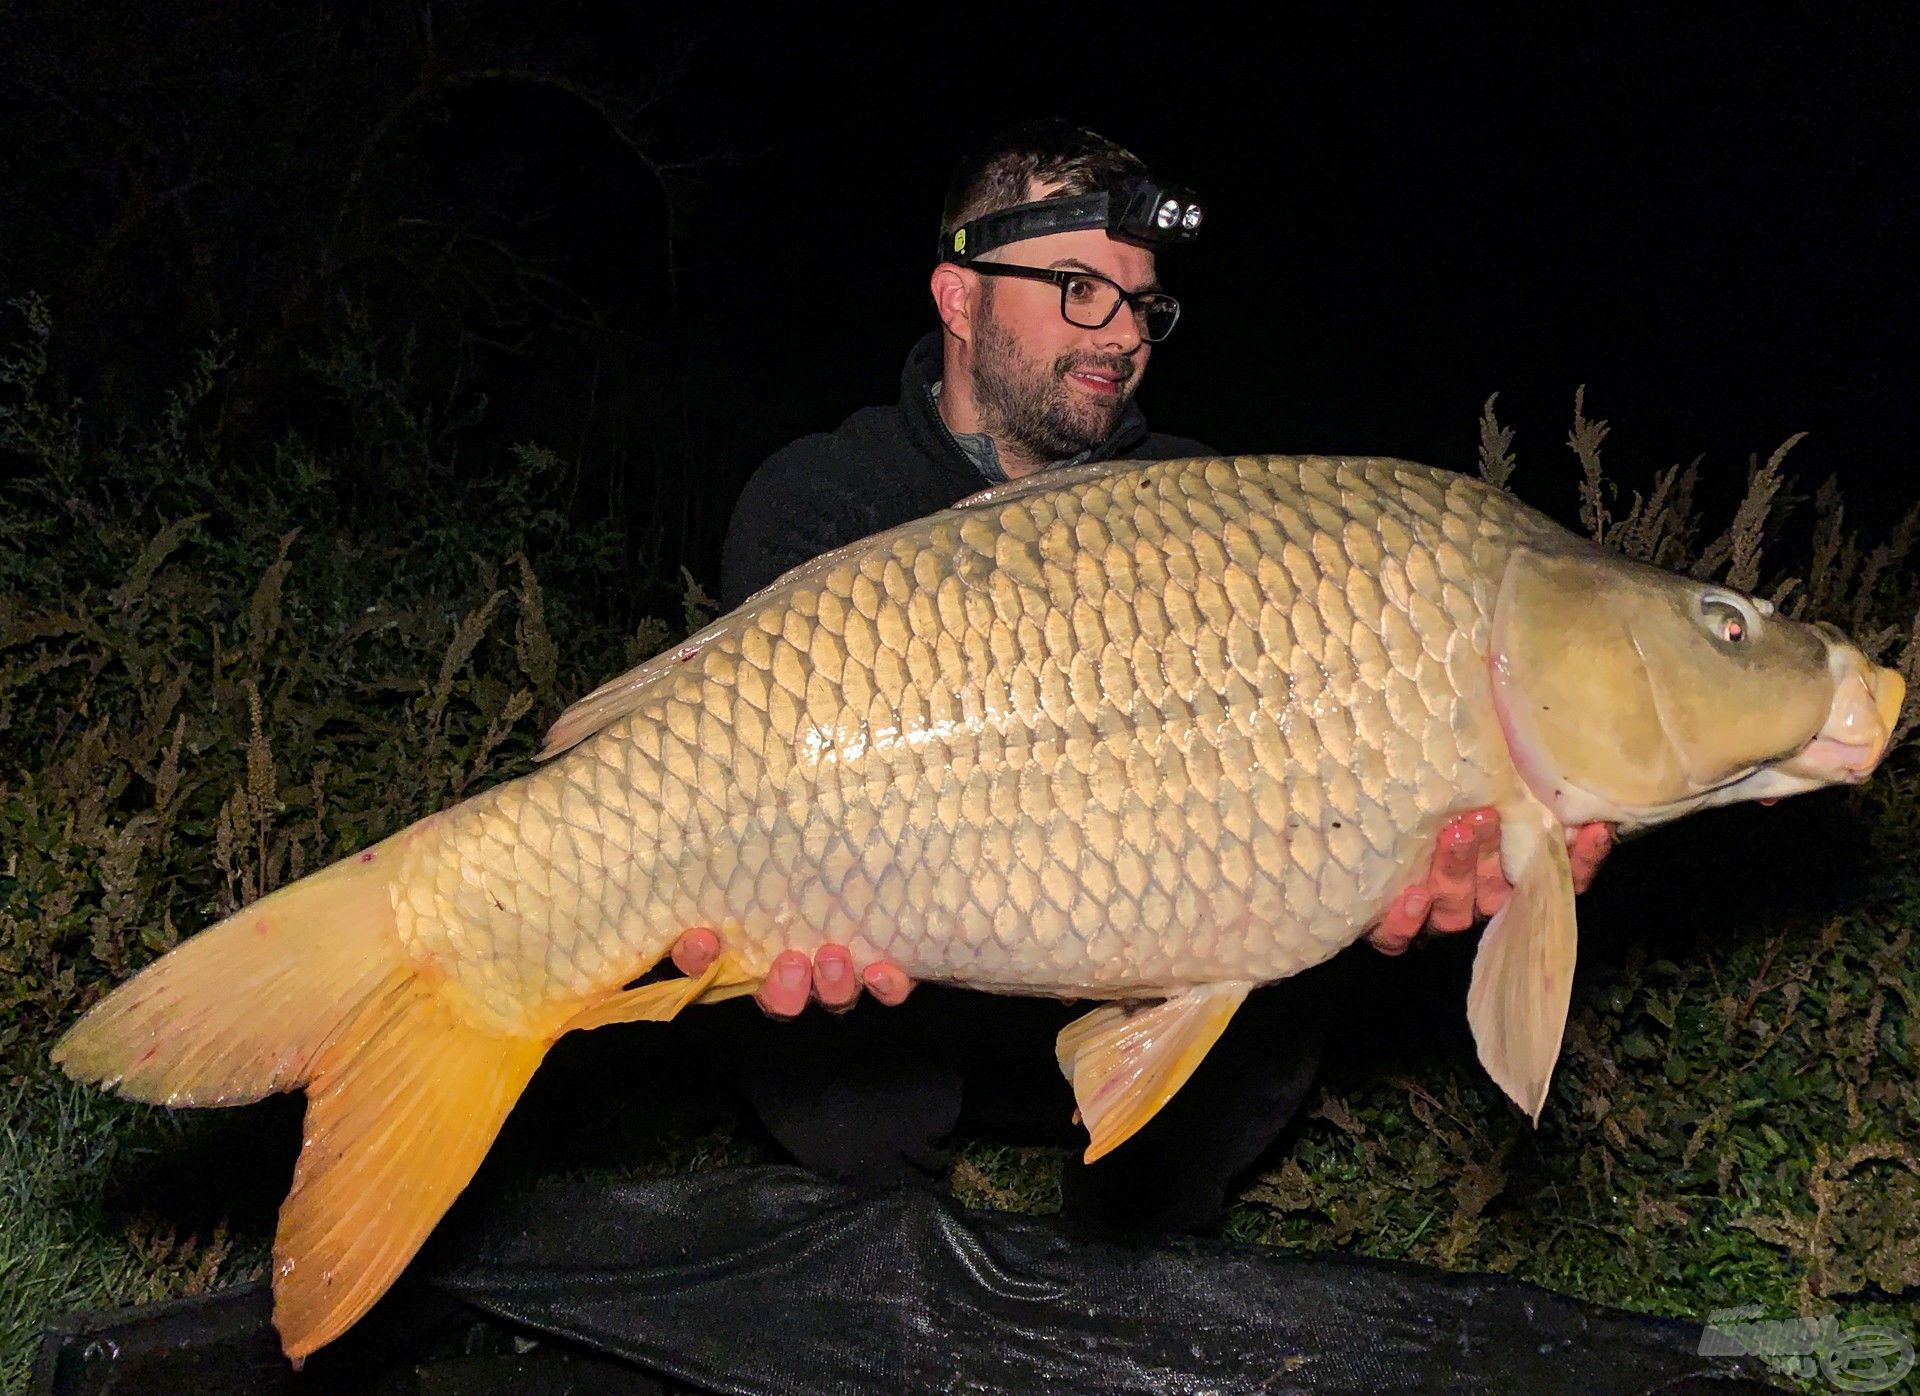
[53,840,406,1105]
[273,975,543,1358]
[52,834,549,1360]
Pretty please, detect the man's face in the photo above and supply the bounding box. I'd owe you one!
[967,196,1160,462]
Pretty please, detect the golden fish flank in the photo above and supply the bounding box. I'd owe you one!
[506,456,1510,1006]
[52,454,1903,1359]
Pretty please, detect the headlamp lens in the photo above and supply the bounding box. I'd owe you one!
[939,178,1204,263]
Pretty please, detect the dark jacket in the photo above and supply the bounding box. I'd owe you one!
[720,331,1214,609]
[706,332,1301,1234]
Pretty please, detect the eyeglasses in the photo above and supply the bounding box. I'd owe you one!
[964,263,1182,342]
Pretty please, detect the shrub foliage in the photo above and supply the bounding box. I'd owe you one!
[3,307,1917,1390]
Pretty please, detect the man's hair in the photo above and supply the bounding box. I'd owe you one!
[938,119,1151,243]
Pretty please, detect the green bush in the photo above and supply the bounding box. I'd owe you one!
[0,299,721,1387]
[0,298,716,1068]
[2,303,1916,1392]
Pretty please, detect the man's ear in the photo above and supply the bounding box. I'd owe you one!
[930,263,975,344]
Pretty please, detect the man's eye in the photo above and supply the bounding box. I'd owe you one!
[1064,275,1100,301]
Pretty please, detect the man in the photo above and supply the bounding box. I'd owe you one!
[720,125,1212,608]
[679,121,1610,1233]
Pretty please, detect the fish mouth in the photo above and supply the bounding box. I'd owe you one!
[1774,659,1904,785]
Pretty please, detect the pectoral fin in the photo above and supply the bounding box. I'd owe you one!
[1467,815,1578,1124]
[1056,981,1252,1163]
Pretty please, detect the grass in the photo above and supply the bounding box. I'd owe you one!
[0,1080,270,1371]
[1241,788,1920,1316]
[2,312,1917,1392]
[941,782,1920,1396]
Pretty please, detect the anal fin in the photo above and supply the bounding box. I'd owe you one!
[1467,810,1579,1124]
[1056,981,1252,1163]
[558,953,754,1034]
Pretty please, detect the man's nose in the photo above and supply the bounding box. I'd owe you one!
[1094,307,1143,354]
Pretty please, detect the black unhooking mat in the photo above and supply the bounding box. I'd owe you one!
[34,1166,1785,1395]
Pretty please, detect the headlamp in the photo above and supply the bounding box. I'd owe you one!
[941,175,1205,263]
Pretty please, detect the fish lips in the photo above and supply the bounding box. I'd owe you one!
[1774,661,1903,785]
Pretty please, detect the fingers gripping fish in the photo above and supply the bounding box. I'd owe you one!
[53,455,1904,1358]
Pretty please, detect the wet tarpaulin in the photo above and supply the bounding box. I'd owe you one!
[36,1166,1786,1395]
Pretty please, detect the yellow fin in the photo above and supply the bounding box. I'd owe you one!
[538,458,1175,761]
[52,834,404,1106]
[538,540,898,759]
[275,976,545,1361]
[1467,811,1578,1124]
[1056,982,1252,1163]
[950,455,1158,513]
[694,976,761,1005]
[558,953,754,1033]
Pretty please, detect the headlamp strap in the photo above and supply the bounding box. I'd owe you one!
[945,191,1109,262]
[941,177,1204,264]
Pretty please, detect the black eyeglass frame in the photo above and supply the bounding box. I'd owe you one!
[962,262,1183,343]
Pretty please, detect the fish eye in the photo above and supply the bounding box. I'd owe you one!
[1700,592,1757,644]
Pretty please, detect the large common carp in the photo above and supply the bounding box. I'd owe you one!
[55,454,1903,1358]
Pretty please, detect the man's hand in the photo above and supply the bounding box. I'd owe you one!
[1367,809,1614,956]
[670,928,915,1018]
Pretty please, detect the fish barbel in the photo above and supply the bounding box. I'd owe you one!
[54,454,1904,1357]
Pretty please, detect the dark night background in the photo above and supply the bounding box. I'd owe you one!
[2,3,1913,613]
[4,13,1918,1377]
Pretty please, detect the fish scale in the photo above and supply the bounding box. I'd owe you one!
[392,455,1552,1033]
[58,452,1903,1359]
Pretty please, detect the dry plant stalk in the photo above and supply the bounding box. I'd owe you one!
[1691,434,1800,592]
[1477,393,1517,489]
[1482,391,1917,747]
[1568,386,1611,544]
[1892,609,1920,745]
[214,680,283,910]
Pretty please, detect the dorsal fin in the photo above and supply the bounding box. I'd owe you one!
[949,454,1171,513]
[536,610,734,760]
[537,454,1181,760]
[536,529,907,760]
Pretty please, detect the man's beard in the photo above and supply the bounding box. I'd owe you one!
[971,306,1135,464]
